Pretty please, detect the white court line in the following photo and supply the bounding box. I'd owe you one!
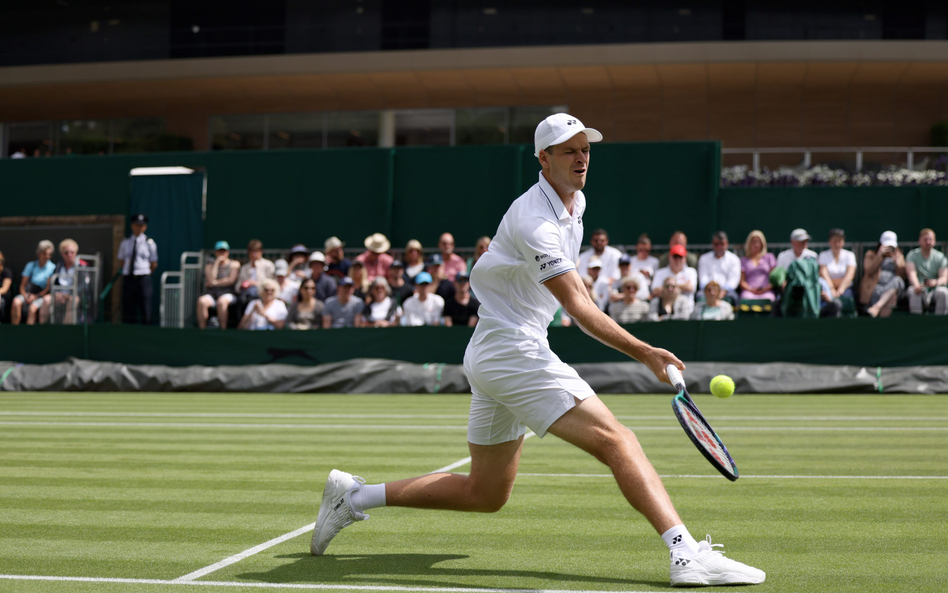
[0,575,652,593]
[517,473,948,480]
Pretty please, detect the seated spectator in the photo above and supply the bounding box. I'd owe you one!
[274,259,300,303]
[286,278,324,330]
[651,245,698,299]
[631,233,659,286]
[197,241,240,329]
[739,230,776,302]
[698,231,741,302]
[609,276,650,324]
[322,277,364,328]
[443,272,480,327]
[356,233,394,281]
[308,251,338,302]
[818,228,857,301]
[578,228,622,282]
[387,260,415,306]
[287,244,310,282]
[587,258,612,310]
[237,239,275,304]
[860,231,906,318]
[324,236,350,280]
[658,231,698,269]
[403,239,425,282]
[400,272,445,326]
[610,254,650,302]
[348,259,370,301]
[906,228,948,315]
[467,236,491,272]
[40,238,89,324]
[0,251,12,322]
[438,232,467,281]
[776,228,817,270]
[691,281,735,321]
[363,276,401,328]
[426,254,455,300]
[11,240,55,325]
[649,276,694,321]
[238,279,287,330]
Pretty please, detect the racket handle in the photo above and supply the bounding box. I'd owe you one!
[665,364,685,390]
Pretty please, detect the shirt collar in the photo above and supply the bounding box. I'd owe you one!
[537,172,576,223]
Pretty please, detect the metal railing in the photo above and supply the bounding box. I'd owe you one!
[722,147,948,174]
[159,251,204,328]
[46,253,100,325]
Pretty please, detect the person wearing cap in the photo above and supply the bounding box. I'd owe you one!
[860,231,906,317]
[399,271,444,326]
[237,240,275,307]
[322,276,364,328]
[578,228,622,283]
[650,245,698,299]
[697,231,741,303]
[586,257,611,311]
[402,239,425,282]
[117,213,158,324]
[307,251,338,303]
[273,258,300,304]
[438,232,467,281]
[658,231,698,270]
[775,228,817,271]
[287,244,310,282]
[905,228,948,315]
[611,253,651,303]
[426,253,454,300]
[386,260,415,306]
[196,241,240,329]
[443,272,480,327]
[324,237,350,280]
[309,113,763,587]
[355,233,394,281]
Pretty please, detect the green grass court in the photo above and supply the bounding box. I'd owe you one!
[1,392,946,593]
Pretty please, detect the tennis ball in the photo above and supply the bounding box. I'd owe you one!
[710,375,735,398]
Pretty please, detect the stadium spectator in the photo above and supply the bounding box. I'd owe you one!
[610,254,650,302]
[196,241,240,329]
[322,277,364,328]
[287,244,310,282]
[586,258,612,311]
[651,245,697,299]
[630,233,659,285]
[691,281,735,321]
[348,259,369,301]
[658,231,698,269]
[649,276,694,321]
[403,239,425,282]
[237,239,275,303]
[609,276,650,324]
[426,254,455,300]
[0,251,12,322]
[578,228,621,282]
[273,259,299,304]
[39,238,88,325]
[739,230,777,302]
[776,228,817,270]
[363,276,401,328]
[698,231,741,301]
[356,233,394,281]
[438,232,467,281]
[286,278,324,330]
[580,275,596,302]
[400,272,444,326]
[238,279,287,330]
[118,214,158,324]
[11,240,55,325]
[467,236,491,272]
[308,252,338,303]
[387,260,415,306]
[443,272,480,327]
[860,231,906,318]
[818,229,857,301]
[324,236,350,280]
[906,228,948,315]
[10,148,26,159]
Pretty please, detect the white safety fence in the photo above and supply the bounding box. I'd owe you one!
[159,251,204,328]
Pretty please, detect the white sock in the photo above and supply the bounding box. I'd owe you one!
[349,483,387,514]
[661,524,701,557]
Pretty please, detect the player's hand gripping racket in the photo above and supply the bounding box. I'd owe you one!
[666,364,739,481]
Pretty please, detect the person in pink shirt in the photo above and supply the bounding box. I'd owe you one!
[355,233,394,281]
[438,232,467,281]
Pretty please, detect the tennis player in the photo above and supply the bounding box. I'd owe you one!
[311,113,765,587]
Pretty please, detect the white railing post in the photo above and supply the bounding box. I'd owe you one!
[753,151,760,174]
[907,150,914,169]
[856,151,863,172]
[804,151,811,168]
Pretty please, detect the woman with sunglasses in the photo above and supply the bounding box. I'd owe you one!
[363,276,400,328]
[286,278,324,330]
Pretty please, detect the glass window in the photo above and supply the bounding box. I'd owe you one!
[455,108,506,145]
[57,119,111,155]
[326,111,379,148]
[112,118,183,153]
[7,121,54,157]
[268,113,324,149]
[210,115,266,150]
[395,110,452,146]
[509,106,569,145]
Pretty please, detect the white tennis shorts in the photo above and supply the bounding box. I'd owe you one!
[463,327,596,446]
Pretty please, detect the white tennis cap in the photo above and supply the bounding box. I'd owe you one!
[880,231,898,247]
[534,113,603,157]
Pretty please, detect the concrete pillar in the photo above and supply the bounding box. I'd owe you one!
[379,110,395,148]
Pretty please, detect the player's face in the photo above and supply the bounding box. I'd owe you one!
[545,133,590,193]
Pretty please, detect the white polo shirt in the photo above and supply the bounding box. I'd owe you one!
[578,245,622,282]
[470,172,583,339]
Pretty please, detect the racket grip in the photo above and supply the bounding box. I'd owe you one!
[665,364,685,389]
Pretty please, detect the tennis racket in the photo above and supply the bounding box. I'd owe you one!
[665,364,739,481]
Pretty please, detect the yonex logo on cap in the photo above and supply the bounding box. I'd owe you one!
[534,113,603,157]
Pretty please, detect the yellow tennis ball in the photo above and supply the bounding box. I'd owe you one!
[710,375,735,398]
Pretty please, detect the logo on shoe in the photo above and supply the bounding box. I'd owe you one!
[333,499,345,511]
[674,558,690,566]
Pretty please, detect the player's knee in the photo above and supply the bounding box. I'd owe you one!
[474,490,510,513]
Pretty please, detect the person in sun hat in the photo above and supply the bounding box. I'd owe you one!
[196,240,240,329]
[355,233,394,281]
[310,113,764,587]
[324,236,350,280]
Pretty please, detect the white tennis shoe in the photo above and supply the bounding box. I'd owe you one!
[670,535,765,586]
[310,469,368,556]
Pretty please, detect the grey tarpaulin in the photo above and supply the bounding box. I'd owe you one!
[1,358,947,394]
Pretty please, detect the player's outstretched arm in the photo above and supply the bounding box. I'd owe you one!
[544,270,684,384]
